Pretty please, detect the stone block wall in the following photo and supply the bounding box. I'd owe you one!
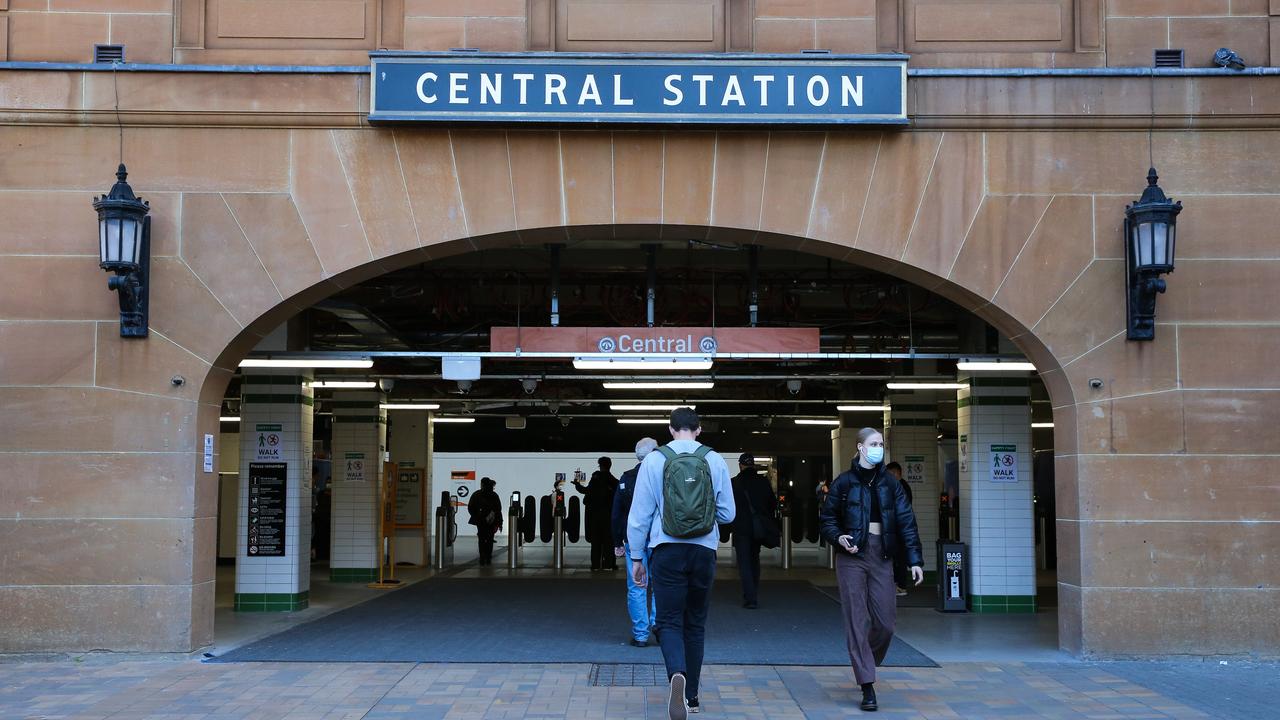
[1,1,1278,66]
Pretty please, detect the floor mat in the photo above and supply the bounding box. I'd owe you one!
[211,578,937,667]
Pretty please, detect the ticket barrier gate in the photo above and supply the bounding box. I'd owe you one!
[432,491,455,570]
[507,492,523,570]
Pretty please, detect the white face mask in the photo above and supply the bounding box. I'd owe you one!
[862,446,885,465]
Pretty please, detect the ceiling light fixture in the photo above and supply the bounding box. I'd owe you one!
[609,404,694,412]
[219,416,240,422]
[431,417,476,424]
[886,382,969,390]
[836,405,890,412]
[603,381,715,390]
[616,418,673,425]
[795,419,840,426]
[311,380,377,389]
[1031,422,1055,428]
[575,357,714,371]
[381,403,442,410]
[240,358,373,369]
[956,360,1037,372]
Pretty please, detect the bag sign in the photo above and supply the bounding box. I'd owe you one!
[904,454,926,485]
[255,424,283,461]
[990,444,1018,483]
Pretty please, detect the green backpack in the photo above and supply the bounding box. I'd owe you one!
[657,445,717,538]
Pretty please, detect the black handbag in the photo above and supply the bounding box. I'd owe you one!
[746,490,781,549]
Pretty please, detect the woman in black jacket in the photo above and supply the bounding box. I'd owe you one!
[820,427,924,712]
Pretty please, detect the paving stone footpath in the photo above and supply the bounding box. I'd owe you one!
[2,658,1276,719]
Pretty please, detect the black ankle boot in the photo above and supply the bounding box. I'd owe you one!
[860,682,878,712]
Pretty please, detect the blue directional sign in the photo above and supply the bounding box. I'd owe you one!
[369,52,907,125]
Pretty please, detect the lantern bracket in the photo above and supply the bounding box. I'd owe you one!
[107,217,150,338]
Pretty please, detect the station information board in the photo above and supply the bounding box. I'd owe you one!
[247,462,287,557]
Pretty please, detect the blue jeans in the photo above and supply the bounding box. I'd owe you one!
[624,541,657,640]
[649,542,717,701]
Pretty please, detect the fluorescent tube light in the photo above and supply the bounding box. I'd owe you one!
[1031,422,1055,428]
[382,403,441,410]
[886,382,969,390]
[956,361,1037,372]
[603,381,715,390]
[219,416,240,422]
[575,357,713,371]
[616,418,673,425]
[609,404,694,412]
[837,405,890,412]
[311,380,377,389]
[753,456,774,463]
[795,419,840,426]
[432,417,476,424]
[240,358,373,369]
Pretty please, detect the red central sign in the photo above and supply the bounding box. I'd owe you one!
[489,327,819,354]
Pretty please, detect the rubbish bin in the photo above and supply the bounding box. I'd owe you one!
[936,539,968,612]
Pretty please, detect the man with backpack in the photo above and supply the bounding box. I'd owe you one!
[627,408,735,720]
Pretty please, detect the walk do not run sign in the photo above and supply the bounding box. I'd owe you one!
[369,52,908,126]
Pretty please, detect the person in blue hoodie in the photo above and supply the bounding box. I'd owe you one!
[613,437,659,647]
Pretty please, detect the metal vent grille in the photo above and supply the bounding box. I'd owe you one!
[94,44,125,63]
[1153,49,1185,68]
[589,663,667,687]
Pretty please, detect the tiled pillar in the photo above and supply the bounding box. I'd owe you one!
[885,394,941,573]
[235,371,313,612]
[957,374,1035,613]
[329,391,387,582]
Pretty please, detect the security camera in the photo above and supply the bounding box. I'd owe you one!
[1088,378,1104,390]
[521,378,539,395]
[786,379,803,395]
[378,378,395,393]
[547,401,560,415]
[170,375,186,387]
[457,380,472,394]
[560,416,571,427]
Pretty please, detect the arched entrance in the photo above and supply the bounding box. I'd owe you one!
[169,127,1097,654]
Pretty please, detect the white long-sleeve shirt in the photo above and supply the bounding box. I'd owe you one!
[626,439,735,558]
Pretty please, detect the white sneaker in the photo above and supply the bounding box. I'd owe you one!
[896,586,908,597]
[668,672,688,720]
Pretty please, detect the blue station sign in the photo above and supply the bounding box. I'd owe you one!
[369,52,907,126]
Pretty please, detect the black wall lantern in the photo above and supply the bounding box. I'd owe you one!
[1124,167,1181,341]
[94,164,151,338]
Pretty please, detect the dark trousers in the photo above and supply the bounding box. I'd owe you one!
[733,535,762,605]
[590,542,615,570]
[834,533,897,685]
[892,543,909,589]
[650,542,716,701]
[477,529,496,565]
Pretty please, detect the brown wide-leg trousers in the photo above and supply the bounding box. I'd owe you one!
[834,532,896,685]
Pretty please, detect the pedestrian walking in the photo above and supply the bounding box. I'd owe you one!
[467,477,503,566]
[574,456,619,570]
[628,407,735,720]
[884,461,913,597]
[820,428,924,713]
[613,437,660,647]
[730,453,778,609]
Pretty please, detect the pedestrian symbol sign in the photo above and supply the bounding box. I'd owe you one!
[990,444,1018,483]
[255,424,283,461]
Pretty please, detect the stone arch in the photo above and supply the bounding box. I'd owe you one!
[5,124,1146,655]
[170,127,1102,655]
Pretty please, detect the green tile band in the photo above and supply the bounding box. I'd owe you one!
[234,591,309,612]
[242,375,309,386]
[242,393,315,406]
[329,400,382,409]
[330,568,379,583]
[889,404,936,412]
[957,396,1029,409]
[969,594,1037,614]
[334,415,386,424]
[967,377,1032,388]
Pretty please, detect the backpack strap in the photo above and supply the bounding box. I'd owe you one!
[693,445,712,460]
[657,446,678,462]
